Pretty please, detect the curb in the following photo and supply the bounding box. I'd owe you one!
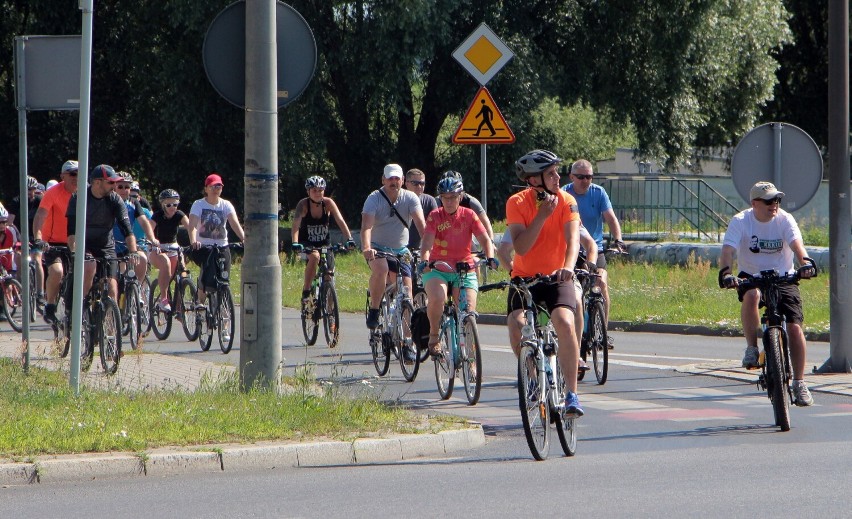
[0,425,484,486]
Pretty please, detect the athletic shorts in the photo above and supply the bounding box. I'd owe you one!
[506,277,579,314]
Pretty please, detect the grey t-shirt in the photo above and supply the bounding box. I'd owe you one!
[362,188,422,249]
[407,193,438,249]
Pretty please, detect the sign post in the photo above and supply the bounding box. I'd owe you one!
[452,23,514,214]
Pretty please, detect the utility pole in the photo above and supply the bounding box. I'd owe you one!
[240,0,282,390]
[824,0,851,372]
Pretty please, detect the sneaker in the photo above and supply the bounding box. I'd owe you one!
[366,308,380,330]
[564,391,585,417]
[742,346,760,369]
[402,345,416,365]
[607,335,615,350]
[157,299,172,313]
[792,380,814,407]
[36,294,46,314]
[43,304,57,325]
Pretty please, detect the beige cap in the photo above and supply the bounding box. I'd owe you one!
[749,181,785,201]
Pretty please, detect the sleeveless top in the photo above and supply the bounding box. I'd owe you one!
[299,200,331,247]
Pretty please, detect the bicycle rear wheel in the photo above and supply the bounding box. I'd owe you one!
[179,278,200,341]
[198,294,214,352]
[518,345,550,460]
[588,299,609,385]
[553,358,577,456]
[2,278,25,332]
[139,276,152,337]
[150,282,173,340]
[56,284,71,358]
[80,305,94,372]
[764,327,791,432]
[217,288,235,354]
[461,316,483,405]
[398,299,420,382]
[123,282,140,351]
[301,293,320,346]
[434,322,455,400]
[98,298,123,375]
[322,283,340,348]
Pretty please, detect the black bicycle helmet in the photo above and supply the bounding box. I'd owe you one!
[514,149,563,182]
[158,188,180,201]
[305,175,326,190]
[437,176,464,194]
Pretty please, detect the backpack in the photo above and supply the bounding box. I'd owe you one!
[410,306,430,353]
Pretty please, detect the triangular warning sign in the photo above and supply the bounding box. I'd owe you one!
[452,87,515,144]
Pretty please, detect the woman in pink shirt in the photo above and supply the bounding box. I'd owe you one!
[418,174,496,356]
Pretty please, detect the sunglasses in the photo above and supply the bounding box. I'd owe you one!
[760,197,781,206]
[407,180,425,186]
[116,184,131,189]
[208,184,223,188]
[573,174,593,180]
[440,194,461,200]
[163,202,179,208]
[67,172,78,177]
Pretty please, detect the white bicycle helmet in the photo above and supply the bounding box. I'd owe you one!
[0,203,8,220]
[515,149,563,181]
[305,175,326,190]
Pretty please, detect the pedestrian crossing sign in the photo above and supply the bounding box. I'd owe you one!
[451,87,515,145]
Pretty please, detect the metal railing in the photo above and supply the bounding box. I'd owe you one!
[597,176,740,242]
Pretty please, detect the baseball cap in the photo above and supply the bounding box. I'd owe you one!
[383,164,403,179]
[749,181,785,201]
[61,160,79,174]
[205,173,224,187]
[88,164,121,183]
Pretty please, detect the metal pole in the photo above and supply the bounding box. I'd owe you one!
[771,123,782,187]
[15,38,31,371]
[69,0,95,394]
[822,0,851,373]
[480,144,487,214]
[241,0,282,391]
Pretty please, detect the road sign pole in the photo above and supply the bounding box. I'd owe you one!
[240,0,282,391]
[480,145,487,215]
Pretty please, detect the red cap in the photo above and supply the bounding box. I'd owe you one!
[205,173,224,187]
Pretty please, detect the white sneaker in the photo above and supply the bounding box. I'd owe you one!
[157,299,171,313]
[792,380,814,407]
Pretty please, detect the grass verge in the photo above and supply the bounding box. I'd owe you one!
[0,358,464,459]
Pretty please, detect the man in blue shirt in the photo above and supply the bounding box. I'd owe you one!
[563,159,626,347]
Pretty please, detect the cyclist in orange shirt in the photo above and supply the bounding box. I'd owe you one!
[505,149,584,417]
[33,160,80,324]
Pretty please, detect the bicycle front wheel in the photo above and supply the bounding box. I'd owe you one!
[123,282,140,351]
[461,316,483,405]
[198,293,214,352]
[553,358,577,456]
[80,305,94,372]
[588,299,609,385]
[139,277,152,337]
[179,278,200,342]
[764,327,791,432]
[434,321,455,400]
[398,299,420,382]
[2,278,25,332]
[322,282,340,348]
[150,282,172,341]
[218,288,235,354]
[518,345,550,460]
[98,298,123,375]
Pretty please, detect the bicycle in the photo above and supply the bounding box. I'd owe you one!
[116,252,145,351]
[427,259,487,405]
[150,244,200,343]
[0,248,26,332]
[80,256,124,375]
[299,243,349,348]
[728,268,812,432]
[480,275,577,460]
[575,266,608,385]
[196,243,240,354]
[366,250,418,381]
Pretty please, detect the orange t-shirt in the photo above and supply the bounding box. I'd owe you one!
[38,182,73,244]
[505,188,579,277]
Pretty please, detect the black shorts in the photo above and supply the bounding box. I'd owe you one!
[737,275,804,325]
[43,243,70,266]
[506,277,578,314]
[370,253,412,278]
[86,249,119,280]
[190,247,231,291]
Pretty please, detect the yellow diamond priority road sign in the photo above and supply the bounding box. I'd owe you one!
[452,23,514,85]
[452,87,515,144]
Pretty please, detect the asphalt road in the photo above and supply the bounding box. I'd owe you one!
[3,308,850,516]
